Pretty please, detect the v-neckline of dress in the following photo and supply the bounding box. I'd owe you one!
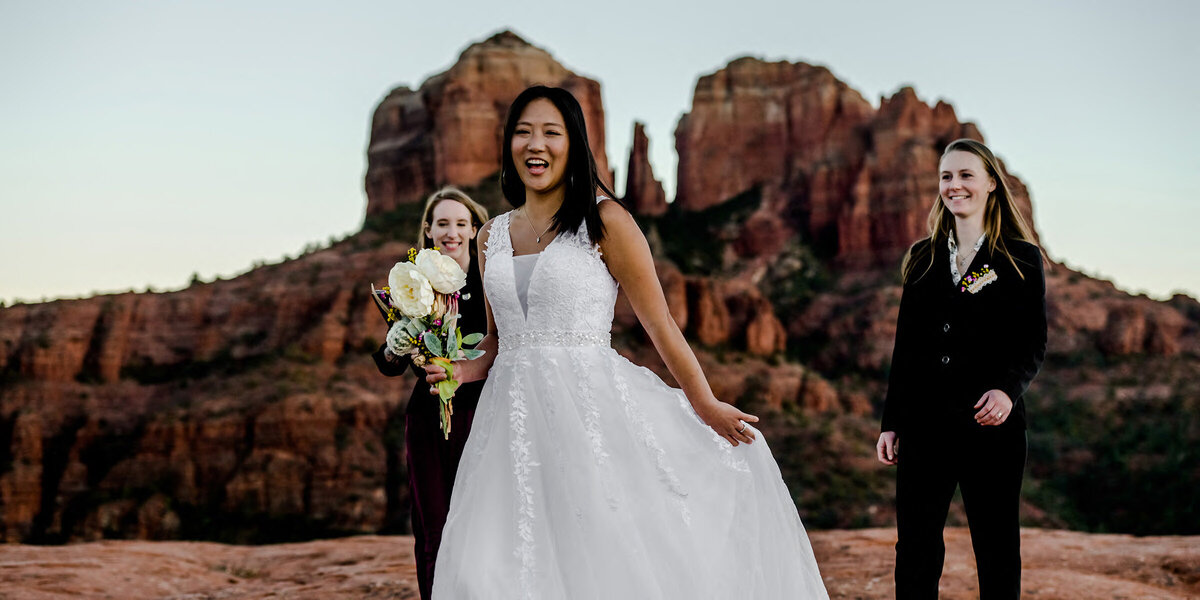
[506,213,564,325]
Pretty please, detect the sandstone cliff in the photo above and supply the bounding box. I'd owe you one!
[624,122,667,216]
[674,58,1031,268]
[0,237,413,543]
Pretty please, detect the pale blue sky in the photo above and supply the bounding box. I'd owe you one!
[2,1,1197,304]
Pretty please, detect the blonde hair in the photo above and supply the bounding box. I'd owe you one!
[902,139,1040,284]
[418,186,489,257]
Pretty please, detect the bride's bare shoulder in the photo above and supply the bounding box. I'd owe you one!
[596,199,648,262]
[596,198,635,229]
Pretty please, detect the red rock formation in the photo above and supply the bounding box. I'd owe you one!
[675,58,875,215]
[723,283,787,356]
[622,270,786,357]
[612,259,687,335]
[1097,299,1186,356]
[1101,305,1149,355]
[0,237,419,542]
[0,412,42,541]
[675,59,1036,268]
[837,89,1034,268]
[684,277,731,346]
[1,247,390,389]
[744,303,787,357]
[797,369,839,413]
[365,31,611,215]
[624,122,667,216]
[790,281,907,373]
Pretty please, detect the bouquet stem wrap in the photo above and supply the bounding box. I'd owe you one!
[430,357,458,439]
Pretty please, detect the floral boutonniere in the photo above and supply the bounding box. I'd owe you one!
[960,264,998,294]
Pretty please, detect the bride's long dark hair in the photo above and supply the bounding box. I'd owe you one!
[500,86,621,245]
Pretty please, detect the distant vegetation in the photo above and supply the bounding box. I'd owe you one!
[1024,354,1199,535]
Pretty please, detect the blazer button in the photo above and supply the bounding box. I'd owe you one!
[943,323,951,333]
[941,355,950,365]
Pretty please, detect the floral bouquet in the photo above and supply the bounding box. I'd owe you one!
[370,248,485,439]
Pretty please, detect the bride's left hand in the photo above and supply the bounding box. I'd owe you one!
[697,400,759,446]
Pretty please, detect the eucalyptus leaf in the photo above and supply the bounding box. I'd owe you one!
[462,349,485,360]
[462,332,484,346]
[423,331,444,356]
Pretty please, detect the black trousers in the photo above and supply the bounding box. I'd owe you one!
[894,424,1027,600]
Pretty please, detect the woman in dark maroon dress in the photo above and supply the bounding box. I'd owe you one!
[371,186,488,600]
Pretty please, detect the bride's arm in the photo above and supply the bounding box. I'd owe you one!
[425,220,499,387]
[598,200,759,446]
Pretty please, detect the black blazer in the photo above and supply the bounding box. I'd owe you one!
[881,237,1047,434]
[372,258,487,415]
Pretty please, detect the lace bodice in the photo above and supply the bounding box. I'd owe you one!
[484,211,618,347]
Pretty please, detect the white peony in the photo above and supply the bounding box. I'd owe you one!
[414,248,467,294]
[388,261,435,318]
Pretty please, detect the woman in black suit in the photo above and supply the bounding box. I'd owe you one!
[371,186,488,600]
[876,138,1047,600]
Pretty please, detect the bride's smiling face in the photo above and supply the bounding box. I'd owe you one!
[511,98,570,195]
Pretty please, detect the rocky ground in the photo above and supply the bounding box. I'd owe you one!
[1,528,1196,599]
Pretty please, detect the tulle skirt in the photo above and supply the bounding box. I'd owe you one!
[431,345,828,599]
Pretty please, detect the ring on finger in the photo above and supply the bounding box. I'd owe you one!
[737,421,748,434]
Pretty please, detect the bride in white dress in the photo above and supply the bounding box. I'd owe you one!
[424,86,828,599]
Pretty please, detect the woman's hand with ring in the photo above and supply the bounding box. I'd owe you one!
[696,400,759,446]
[973,389,1013,426]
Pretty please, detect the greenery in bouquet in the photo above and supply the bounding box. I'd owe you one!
[372,247,485,439]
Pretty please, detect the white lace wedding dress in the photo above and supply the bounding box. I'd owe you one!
[431,211,828,599]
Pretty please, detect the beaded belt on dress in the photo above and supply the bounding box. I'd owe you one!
[498,330,611,352]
